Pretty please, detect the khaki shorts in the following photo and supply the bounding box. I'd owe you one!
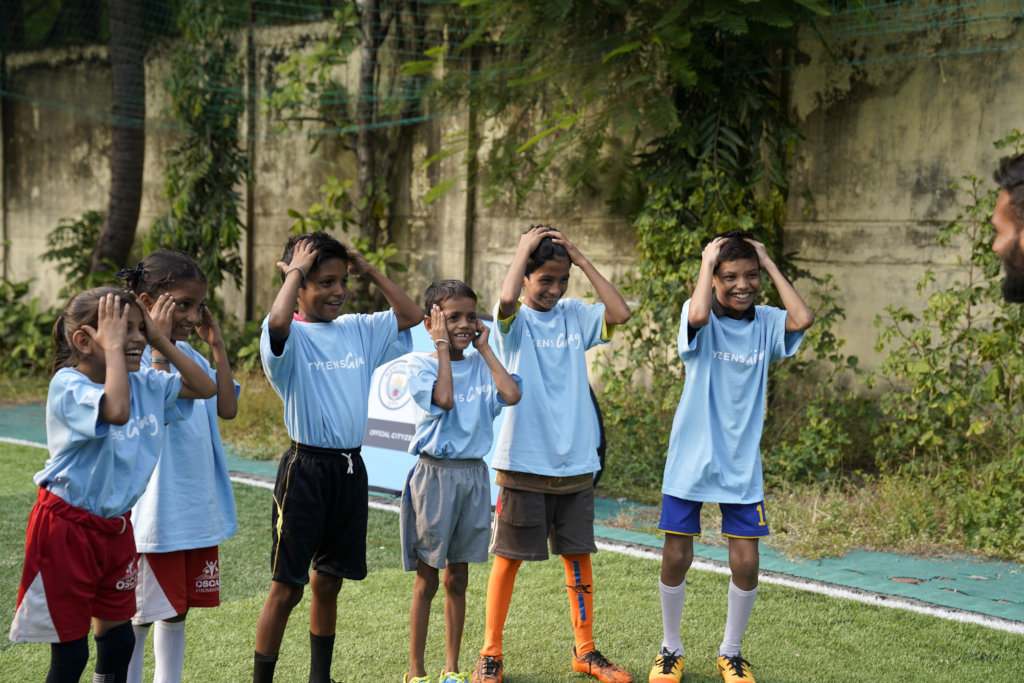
[488,486,597,561]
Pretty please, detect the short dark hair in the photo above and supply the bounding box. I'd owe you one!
[119,250,206,297]
[524,225,570,276]
[712,229,757,272]
[280,231,349,282]
[995,153,1024,226]
[424,279,477,312]
[51,286,126,374]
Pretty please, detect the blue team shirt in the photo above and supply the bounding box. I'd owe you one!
[260,310,410,449]
[405,351,521,460]
[37,366,191,518]
[131,342,240,554]
[492,299,609,476]
[662,300,804,504]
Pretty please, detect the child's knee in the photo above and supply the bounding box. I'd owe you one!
[309,572,343,599]
[270,582,305,610]
[442,565,469,596]
[415,571,440,598]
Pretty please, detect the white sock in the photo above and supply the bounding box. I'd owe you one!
[659,578,686,656]
[719,580,758,657]
[126,623,151,683]
[153,620,187,683]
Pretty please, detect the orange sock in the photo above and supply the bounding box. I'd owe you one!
[481,555,521,657]
[562,553,594,655]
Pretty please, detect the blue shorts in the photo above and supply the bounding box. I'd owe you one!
[658,495,770,538]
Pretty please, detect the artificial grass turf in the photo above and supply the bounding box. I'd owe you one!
[0,443,1022,681]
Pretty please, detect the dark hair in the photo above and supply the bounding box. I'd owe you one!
[118,250,206,297]
[712,229,758,272]
[524,225,570,276]
[995,153,1024,226]
[51,286,127,374]
[424,279,477,312]
[280,231,349,282]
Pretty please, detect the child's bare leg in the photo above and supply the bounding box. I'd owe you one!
[308,570,342,636]
[255,580,304,654]
[660,533,693,585]
[726,537,758,590]
[410,561,440,678]
[442,562,469,674]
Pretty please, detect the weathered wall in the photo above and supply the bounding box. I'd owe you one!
[0,21,634,332]
[785,1,1024,369]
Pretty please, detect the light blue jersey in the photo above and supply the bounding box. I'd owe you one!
[131,342,240,553]
[491,299,609,477]
[662,300,804,504]
[260,310,410,449]
[405,351,521,460]
[37,366,190,518]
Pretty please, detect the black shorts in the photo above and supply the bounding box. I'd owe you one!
[270,442,368,585]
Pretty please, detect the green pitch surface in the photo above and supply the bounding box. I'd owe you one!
[0,443,1021,682]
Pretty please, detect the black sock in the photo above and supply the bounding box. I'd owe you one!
[308,632,335,683]
[46,637,89,683]
[254,651,279,683]
[93,621,135,683]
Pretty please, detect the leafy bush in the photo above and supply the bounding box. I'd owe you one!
[41,210,116,297]
[0,280,59,376]
[868,131,1024,557]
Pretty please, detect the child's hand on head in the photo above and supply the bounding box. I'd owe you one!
[84,292,129,353]
[277,238,318,276]
[518,225,559,255]
[346,248,372,276]
[134,294,171,347]
[702,236,729,267]
[549,230,583,265]
[743,238,771,268]
[428,305,450,346]
[472,319,489,349]
[147,292,176,339]
[196,306,223,347]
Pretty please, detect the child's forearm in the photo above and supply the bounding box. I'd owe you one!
[763,259,814,332]
[210,340,238,419]
[99,352,131,425]
[431,345,455,411]
[363,267,422,330]
[478,346,521,405]
[152,339,218,399]
[498,251,530,318]
[688,259,716,328]
[574,255,631,325]
[267,270,304,336]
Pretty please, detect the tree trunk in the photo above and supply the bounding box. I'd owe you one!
[91,0,146,273]
[356,0,381,245]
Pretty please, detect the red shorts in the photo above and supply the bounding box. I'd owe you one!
[10,488,137,643]
[133,547,221,623]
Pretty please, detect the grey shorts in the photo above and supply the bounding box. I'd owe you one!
[488,486,597,561]
[400,455,492,571]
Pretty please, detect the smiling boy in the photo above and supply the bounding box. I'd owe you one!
[253,231,422,683]
[649,230,813,683]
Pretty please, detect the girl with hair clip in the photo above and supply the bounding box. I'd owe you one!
[9,287,217,683]
[119,252,241,683]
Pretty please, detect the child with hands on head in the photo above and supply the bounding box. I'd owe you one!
[401,280,522,683]
[471,226,633,683]
[649,230,813,683]
[9,287,216,683]
[118,252,240,683]
[254,231,422,683]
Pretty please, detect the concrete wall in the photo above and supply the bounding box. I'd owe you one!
[0,21,634,331]
[785,0,1024,368]
[3,2,1021,373]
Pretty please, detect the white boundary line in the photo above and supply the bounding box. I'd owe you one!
[5,437,1021,636]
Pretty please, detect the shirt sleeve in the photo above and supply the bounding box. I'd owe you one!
[678,300,706,359]
[492,300,522,361]
[573,300,609,350]
[406,354,443,417]
[52,372,109,443]
[767,307,804,363]
[359,310,405,369]
[139,366,191,424]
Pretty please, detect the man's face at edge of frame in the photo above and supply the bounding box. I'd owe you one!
[991,190,1024,303]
